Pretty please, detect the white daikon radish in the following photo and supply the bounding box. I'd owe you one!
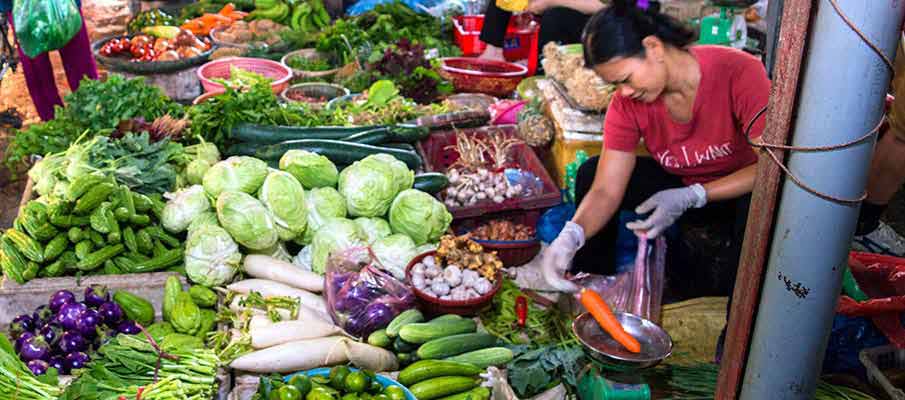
[244,255,325,292]
[249,315,273,331]
[227,279,327,314]
[230,295,330,322]
[230,336,349,373]
[341,338,399,372]
[251,319,342,349]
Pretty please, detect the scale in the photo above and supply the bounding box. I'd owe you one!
[698,0,758,49]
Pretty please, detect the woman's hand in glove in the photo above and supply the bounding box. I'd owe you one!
[626,184,707,238]
[541,221,585,292]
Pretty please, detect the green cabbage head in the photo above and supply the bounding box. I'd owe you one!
[184,224,242,287]
[216,191,278,250]
[187,211,219,234]
[203,156,268,197]
[389,189,452,245]
[362,154,414,195]
[339,154,412,217]
[311,218,366,274]
[372,234,418,280]
[162,185,211,234]
[186,159,213,186]
[279,150,339,189]
[299,187,347,245]
[258,170,308,241]
[354,217,392,244]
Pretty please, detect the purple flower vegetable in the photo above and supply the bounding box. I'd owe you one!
[97,302,124,325]
[116,320,141,334]
[76,309,101,338]
[19,336,51,362]
[84,285,110,308]
[65,352,90,371]
[9,314,34,340]
[38,324,62,347]
[57,302,87,331]
[27,359,49,376]
[32,305,53,327]
[48,356,68,375]
[49,290,76,313]
[15,331,35,354]
[58,331,87,354]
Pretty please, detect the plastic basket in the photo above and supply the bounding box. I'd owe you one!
[416,125,562,219]
[405,251,502,316]
[453,15,539,75]
[859,345,905,400]
[197,57,292,94]
[453,210,543,267]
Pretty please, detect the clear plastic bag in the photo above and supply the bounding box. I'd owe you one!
[13,0,83,58]
[571,235,666,323]
[325,247,416,338]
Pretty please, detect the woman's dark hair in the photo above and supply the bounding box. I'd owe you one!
[582,0,696,67]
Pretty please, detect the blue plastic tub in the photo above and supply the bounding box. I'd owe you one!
[284,367,417,400]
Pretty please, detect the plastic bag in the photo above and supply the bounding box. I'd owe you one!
[325,247,416,338]
[836,252,905,348]
[822,315,888,377]
[570,235,666,323]
[13,0,83,58]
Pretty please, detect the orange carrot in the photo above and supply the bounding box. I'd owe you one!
[579,288,642,353]
[219,3,236,16]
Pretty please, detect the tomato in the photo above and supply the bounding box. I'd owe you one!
[288,375,313,397]
[383,386,406,400]
[344,371,369,394]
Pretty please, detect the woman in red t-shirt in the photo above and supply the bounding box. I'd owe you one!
[541,1,770,295]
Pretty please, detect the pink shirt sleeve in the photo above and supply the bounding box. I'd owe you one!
[603,94,643,152]
[730,56,771,139]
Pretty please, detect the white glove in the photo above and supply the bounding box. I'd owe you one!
[541,221,585,292]
[626,184,707,238]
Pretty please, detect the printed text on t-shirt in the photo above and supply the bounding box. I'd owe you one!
[655,141,734,169]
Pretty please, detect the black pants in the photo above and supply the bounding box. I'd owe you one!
[573,156,752,300]
[480,3,589,68]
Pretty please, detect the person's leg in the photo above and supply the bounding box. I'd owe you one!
[538,7,590,49]
[571,156,683,275]
[7,13,63,121]
[478,1,511,60]
[57,8,98,91]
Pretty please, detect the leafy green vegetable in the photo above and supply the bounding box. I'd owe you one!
[63,75,183,133]
[258,170,308,241]
[185,223,242,287]
[388,189,452,245]
[212,66,274,90]
[286,55,333,71]
[0,335,61,399]
[480,279,574,346]
[216,191,278,250]
[311,218,366,274]
[202,156,269,197]
[506,345,586,398]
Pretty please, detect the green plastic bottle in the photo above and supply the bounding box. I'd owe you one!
[578,370,650,400]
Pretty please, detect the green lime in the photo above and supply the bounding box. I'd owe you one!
[372,394,390,400]
[344,371,369,393]
[341,394,360,400]
[272,385,302,400]
[368,380,383,394]
[359,394,372,400]
[383,386,405,400]
[330,366,351,390]
[307,389,335,400]
[288,375,313,396]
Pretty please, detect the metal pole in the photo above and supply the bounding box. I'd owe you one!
[740,1,905,399]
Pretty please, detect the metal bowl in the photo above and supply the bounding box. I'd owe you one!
[572,312,672,370]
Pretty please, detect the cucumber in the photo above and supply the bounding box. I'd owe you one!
[255,139,422,170]
[417,333,498,359]
[408,376,481,400]
[388,124,430,142]
[342,127,393,145]
[367,329,392,348]
[398,319,477,344]
[429,314,464,323]
[386,309,424,338]
[444,347,514,369]
[230,124,383,144]
[394,337,419,353]
[398,360,483,386]
[437,387,491,400]
[381,142,417,152]
[414,173,449,194]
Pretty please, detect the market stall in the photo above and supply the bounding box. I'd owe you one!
[0,0,897,399]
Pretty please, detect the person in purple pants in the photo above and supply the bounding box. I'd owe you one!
[1,0,98,121]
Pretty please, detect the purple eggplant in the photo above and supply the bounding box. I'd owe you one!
[76,309,101,338]
[49,290,76,313]
[9,314,34,340]
[97,302,124,325]
[362,302,394,332]
[48,356,68,375]
[57,302,87,331]
[58,331,87,354]
[116,320,141,334]
[19,336,51,362]
[27,359,49,376]
[38,324,62,347]
[65,352,89,371]
[345,315,366,337]
[32,305,53,327]
[83,285,110,308]
[15,331,35,354]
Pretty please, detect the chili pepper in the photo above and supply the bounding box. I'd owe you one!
[515,296,528,328]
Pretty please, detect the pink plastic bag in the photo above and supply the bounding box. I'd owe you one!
[325,247,416,338]
[571,236,666,323]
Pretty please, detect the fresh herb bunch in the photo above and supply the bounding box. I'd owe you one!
[480,279,574,346]
[286,55,333,71]
[63,75,183,133]
[4,113,84,170]
[371,39,453,104]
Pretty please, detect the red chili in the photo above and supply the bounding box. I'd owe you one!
[515,296,528,327]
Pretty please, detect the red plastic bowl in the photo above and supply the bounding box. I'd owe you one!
[439,57,528,98]
[405,251,502,317]
[197,57,292,94]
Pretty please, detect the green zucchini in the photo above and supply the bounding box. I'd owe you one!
[380,142,417,152]
[341,127,393,145]
[414,173,449,194]
[255,139,422,170]
[230,123,383,144]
